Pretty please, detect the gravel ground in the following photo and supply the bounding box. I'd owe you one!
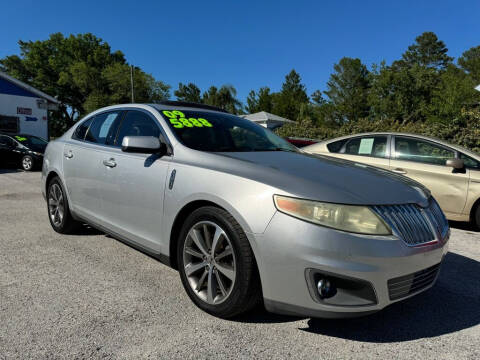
[1,170,479,359]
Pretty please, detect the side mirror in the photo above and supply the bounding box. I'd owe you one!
[446,158,464,169]
[121,136,164,154]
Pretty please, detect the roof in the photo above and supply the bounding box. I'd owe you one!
[0,72,60,104]
[154,101,229,113]
[313,132,480,158]
[240,111,294,123]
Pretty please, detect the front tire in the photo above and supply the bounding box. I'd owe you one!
[47,177,80,234]
[177,206,261,318]
[21,155,33,171]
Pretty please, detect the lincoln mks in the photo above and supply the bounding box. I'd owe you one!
[42,102,449,318]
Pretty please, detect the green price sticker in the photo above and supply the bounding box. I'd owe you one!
[162,110,213,128]
[15,136,27,142]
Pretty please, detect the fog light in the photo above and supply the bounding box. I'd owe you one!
[317,278,336,299]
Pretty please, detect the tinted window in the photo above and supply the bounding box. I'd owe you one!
[460,153,480,170]
[85,111,122,144]
[0,135,15,148]
[72,118,93,141]
[160,109,296,152]
[327,139,348,153]
[395,137,454,165]
[344,136,388,158]
[116,110,160,146]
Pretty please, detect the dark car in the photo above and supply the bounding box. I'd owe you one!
[0,133,48,171]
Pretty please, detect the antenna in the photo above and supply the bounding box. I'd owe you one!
[130,65,135,103]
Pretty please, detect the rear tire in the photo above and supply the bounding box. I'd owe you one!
[47,177,80,234]
[177,206,261,318]
[21,155,33,171]
[473,204,480,231]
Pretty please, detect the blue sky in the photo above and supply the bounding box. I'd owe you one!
[1,0,478,103]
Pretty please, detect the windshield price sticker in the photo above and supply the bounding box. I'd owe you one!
[15,136,27,142]
[162,110,213,128]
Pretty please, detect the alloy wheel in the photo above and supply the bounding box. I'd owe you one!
[22,157,32,170]
[183,221,236,305]
[48,183,65,227]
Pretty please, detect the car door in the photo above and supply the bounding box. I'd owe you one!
[98,109,172,252]
[62,110,123,221]
[333,135,390,170]
[0,135,17,166]
[390,136,469,217]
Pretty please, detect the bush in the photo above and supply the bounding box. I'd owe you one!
[276,108,480,154]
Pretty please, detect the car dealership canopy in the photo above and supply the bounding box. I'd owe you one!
[240,111,294,130]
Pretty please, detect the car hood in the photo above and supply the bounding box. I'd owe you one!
[192,150,431,206]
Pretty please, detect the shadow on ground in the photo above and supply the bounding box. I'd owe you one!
[299,252,480,342]
[0,167,22,174]
[449,220,478,232]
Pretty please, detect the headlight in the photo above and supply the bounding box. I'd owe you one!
[273,195,391,235]
[31,151,43,156]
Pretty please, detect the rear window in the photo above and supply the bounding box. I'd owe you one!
[72,118,93,141]
[327,139,348,153]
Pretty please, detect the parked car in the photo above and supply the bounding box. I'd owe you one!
[42,103,449,319]
[0,133,48,171]
[285,137,319,148]
[304,132,480,228]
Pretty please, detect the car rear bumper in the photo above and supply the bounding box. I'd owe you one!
[253,211,449,318]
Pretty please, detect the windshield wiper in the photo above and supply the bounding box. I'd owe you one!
[252,147,297,152]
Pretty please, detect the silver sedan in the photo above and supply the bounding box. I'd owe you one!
[41,102,449,319]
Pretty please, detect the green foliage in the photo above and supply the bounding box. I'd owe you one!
[324,57,370,122]
[201,85,242,114]
[458,46,480,83]
[271,70,309,120]
[246,87,273,113]
[398,31,453,70]
[174,82,202,103]
[0,33,170,137]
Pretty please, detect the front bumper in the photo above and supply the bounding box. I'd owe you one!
[253,211,449,318]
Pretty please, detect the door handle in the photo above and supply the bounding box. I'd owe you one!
[392,168,407,174]
[103,158,117,168]
[64,150,73,159]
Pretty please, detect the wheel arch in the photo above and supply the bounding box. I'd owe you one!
[469,196,480,224]
[169,199,258,270]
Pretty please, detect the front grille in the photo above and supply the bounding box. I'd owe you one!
[371,198,449,246]
[388,263,441,300]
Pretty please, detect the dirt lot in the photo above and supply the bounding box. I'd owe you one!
[1,170,479,359]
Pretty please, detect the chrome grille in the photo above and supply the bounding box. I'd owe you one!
[388,263,441,300]
[371,198,449,246]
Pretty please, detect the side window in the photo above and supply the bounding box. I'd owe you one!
[460,153,480,170]
[344,136,388,158]
[85,111,122,144]
[115,110,161,147]
[395,137,455,165]
[327,139,348,153]
[0,135,15,148]
[72,118,93,141]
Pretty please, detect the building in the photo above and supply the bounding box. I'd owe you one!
[0,72,60,139]
[240,111,294,130]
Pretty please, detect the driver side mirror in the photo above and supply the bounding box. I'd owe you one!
[121,136,167,154]
[446,158,464,170]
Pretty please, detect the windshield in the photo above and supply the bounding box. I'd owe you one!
[160,109,297,152]
[14,135,48,147]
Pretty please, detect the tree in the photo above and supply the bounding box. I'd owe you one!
[202,85,242,114]
[174,82,202,103]
[272,69,308,120]
[398,31,452,70]
[458,46,480,83]
[246,87,273,113]
[324,57,370,122]
[0,33,170,136]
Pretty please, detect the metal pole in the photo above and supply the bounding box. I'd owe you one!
[130,65,135,103]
